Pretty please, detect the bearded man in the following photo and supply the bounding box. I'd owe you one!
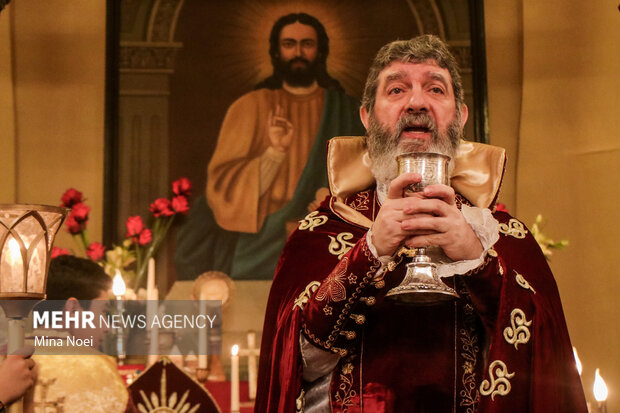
[255,35,587,412]
[176,13,363,281]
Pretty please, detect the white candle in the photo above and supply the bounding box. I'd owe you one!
[231,344,240,412]
[146,259,159,365]
[112,271,126,364]
[147,258,156,298]
[247,331,257,400]
[198,291,208,369]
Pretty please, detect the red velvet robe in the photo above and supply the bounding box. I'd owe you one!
[255,188,587,412]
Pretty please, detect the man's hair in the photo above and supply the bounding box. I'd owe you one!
[45,255,111,309]
[254,12,343,91]
[362,35,464,113]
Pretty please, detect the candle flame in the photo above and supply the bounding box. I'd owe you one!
[573,347,582,376]
[593,368,608,402]
[112,270,126,297]
[231,344,239,356]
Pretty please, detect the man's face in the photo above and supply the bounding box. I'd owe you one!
[66,289,110,349]
[361,60,468,184]
[276,22,319,86]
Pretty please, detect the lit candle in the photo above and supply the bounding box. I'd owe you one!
[198,291,208,369]
[112,270,126,364]
[231,344,240,413]
[593,368,608,413]
[247,331,257,400]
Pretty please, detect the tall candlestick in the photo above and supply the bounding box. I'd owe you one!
[247,331,257,400]
[231,345,240,413]
[146,259,159,366]
[198,291,208,369]
[112,271,126,365]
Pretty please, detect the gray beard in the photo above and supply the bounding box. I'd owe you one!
[366,111,461,193]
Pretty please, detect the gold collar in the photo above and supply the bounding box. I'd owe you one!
[327,136,506,229]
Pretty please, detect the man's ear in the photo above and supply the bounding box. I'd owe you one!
[63,297,83,313]
[459,103,469,129]
[360,106,370,130]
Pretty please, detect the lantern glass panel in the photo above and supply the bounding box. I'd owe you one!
[1,235,25,293]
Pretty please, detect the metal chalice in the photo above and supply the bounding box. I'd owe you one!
[385,152,460,304]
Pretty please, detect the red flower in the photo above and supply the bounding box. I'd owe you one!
[70,203,90,223]
[51,247,71,258]
[172,177,192,197]
[495,203,509,213]
[65,215,82,235]
[86,242,106,261]
[60,188,83,208]
[150,198,174,218]
[138,229,152,245]
[171,196,189,215]
[126,216,144,237]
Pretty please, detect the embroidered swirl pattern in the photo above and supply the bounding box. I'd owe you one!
[293,281,321,310]
[498,219,528,239]
[328,232,355,259]
[298,211,328,231]
[503,308,532,350]
[514,271,536,294]
[480,360,515,400]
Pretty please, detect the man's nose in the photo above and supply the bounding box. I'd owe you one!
[406,91,428,113]
[295,44,302,56]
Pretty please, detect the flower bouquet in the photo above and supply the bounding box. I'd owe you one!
[54,177,192,290]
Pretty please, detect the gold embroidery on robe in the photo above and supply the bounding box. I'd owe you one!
[347,190,370,211]
[298,211,328,231]
[293,281,321,310]
[515,271,536,294]
[460,304,481,412]
[296,389,306,413]
[328,232,355,259]
[334,363,357,412]
[499,218,528,239]
[503,308,532,350]
[315,257,348,303]
[480,360,515,400]
[137,369,201,413]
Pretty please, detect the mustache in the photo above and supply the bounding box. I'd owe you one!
[287,57,311,66]
[395,112,438,137]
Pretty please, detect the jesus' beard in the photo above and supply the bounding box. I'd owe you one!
[365,111,462,193]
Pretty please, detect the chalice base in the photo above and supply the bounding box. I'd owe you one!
[385,262,459,305]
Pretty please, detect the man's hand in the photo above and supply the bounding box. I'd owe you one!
[371,173,483,261]
[401,184,483,261]
[0,346,37,406]
[267,105,294,152]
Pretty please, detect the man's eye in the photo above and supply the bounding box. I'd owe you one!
[281,41,295,48]
[430,87,445,94]
[389,88,403,95]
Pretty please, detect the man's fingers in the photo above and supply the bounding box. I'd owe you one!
[387,173,422,199]
[422,184,455,205]
[401,216,448,233]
